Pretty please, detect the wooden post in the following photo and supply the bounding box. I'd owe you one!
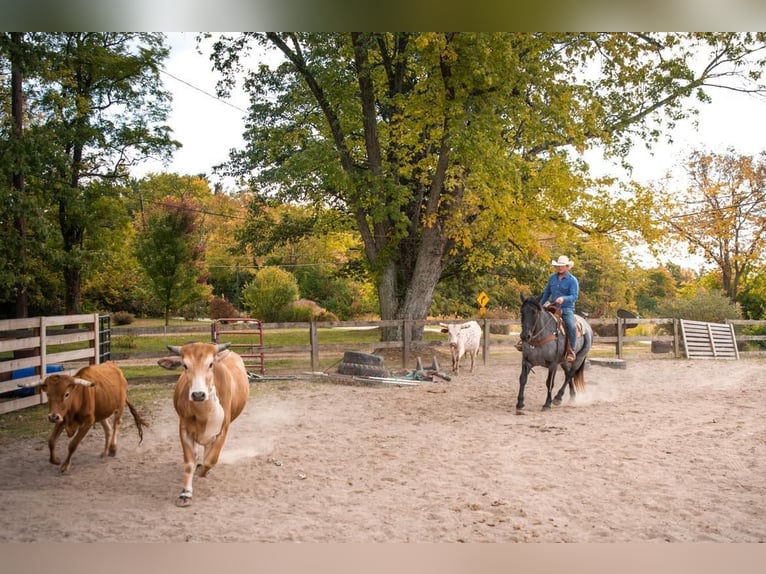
[616,317,623,359]
[309,321,318,372]
[482,319,489,365]
[402,320,411,369]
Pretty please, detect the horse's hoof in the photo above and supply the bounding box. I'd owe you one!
[542,405,551,411]
[552,398,562,406]
[515,409,526,415]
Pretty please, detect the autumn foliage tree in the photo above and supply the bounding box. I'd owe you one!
[656,149,766,304]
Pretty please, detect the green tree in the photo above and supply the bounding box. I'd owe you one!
[241,266,299,322]
[655,150,766,305]
[737,269,766,319]
[19,33,178,314]
[135,198,210,326]
[634,267,677,317]
[81,217,157,315]
[210,33,766,339]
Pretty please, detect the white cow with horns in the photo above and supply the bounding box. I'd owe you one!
[439,320,483,375]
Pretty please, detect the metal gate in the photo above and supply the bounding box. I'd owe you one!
[680,319,739,359]
[211,318,265,374]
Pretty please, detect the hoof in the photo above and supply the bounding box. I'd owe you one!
[552,398,562,406]
[515,408,526,415]
[175,491,193,507]
[542,405,551,411]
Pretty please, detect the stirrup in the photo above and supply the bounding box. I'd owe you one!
[515,340,523,351]
[565,351,576,362]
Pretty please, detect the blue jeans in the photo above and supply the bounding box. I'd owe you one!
[561,309,577,352]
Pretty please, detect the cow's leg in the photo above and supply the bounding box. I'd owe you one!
[176,424,198,507]
[61,424,91,473]
[451,349,458,374]
[542,366,557,411]
[99,419,113,457]
[48,421,65,466]
[198,426,229,477]
[108,405,124,457]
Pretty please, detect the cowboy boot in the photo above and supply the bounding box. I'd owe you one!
[565,343,576,362]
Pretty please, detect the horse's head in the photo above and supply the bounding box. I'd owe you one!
[519,296,544,343]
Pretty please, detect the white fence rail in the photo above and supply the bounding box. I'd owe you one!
[0,314,101,415]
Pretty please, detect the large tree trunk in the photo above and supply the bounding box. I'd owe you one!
[11,32,28,318]
[63,265,82,315]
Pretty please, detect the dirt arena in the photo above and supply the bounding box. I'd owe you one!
[0,355,764,543]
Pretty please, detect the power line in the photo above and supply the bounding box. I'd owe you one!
[159,67,249,114]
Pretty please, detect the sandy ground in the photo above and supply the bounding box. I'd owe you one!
[0,354,764,543]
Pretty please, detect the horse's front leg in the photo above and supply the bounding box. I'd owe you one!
[542,366,557,410]
[516,361,531,413]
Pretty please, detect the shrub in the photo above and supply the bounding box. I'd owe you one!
[113,334,137,350]
[241,267,300,322]
[654,288,741,334]
[210,296,239,320]
[178,300,209,321]
[112,311,135,325]
[482,307,515,334]
[284,299,340,322]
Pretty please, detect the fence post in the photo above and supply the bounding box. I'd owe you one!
[616,317,623,359]
[402,320,411,368]
[673,319,680,357]
[482,319,489,364]
[309,321,318,372]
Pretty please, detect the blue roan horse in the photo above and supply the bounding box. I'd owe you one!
[517,295,593,412]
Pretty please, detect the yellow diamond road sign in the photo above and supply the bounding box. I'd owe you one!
[477,291,489,308]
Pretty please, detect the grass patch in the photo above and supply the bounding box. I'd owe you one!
[0,404,49,441]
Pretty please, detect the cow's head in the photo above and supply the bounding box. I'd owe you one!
[40,374,94,423]
[168,342,230,402]
[439,323,465,348]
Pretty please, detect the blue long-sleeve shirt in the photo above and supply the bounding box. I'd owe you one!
[540,271,579,311]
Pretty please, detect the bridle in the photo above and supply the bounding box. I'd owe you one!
[522,301,558,347]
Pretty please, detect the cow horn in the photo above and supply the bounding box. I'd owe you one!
[73,378,95,387]
[215,343,231,353]
[167,345,182,355]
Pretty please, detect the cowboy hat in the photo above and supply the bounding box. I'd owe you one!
[551,255,574,267]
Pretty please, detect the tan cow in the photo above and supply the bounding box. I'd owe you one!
[161,342,249,507]
[41,362,147,473]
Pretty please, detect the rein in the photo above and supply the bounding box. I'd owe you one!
[523,302,559,347]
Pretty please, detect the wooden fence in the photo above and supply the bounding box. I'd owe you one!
[112,316,766,370]
[0,314,101,415]
[3,313,765,415]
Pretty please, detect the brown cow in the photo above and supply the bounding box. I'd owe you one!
[161,342,249,507]
[41,362,147,473]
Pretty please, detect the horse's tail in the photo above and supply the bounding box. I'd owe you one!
[572,361,586,393]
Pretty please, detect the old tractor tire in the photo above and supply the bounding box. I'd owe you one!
[337,361,390,378]
[340,351,384,366]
